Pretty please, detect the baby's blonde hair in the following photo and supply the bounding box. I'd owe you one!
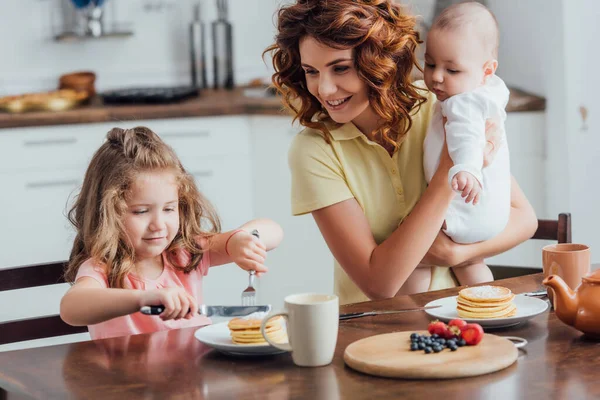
[431,1,499,58]
[65,127,221,288]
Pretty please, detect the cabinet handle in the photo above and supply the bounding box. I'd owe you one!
[26,180,79,189]
[23,138,77,147]
[161,131,210,139]
[190,170,214,178]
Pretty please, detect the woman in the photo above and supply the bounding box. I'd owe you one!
[265,0,537,305]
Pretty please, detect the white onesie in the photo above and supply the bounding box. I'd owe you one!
[423,75,511,244]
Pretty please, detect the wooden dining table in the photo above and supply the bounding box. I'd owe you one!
[1,268,599,400]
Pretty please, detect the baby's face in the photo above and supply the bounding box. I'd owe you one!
[424,28,491,101]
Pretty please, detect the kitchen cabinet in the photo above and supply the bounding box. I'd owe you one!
[487,111,550,268]
[249,116,334,307]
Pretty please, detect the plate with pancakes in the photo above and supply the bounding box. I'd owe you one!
[194,313,289,356]
[424,285,549,328]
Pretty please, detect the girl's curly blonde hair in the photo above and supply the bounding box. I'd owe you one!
[64,127,220,288]
[264,0,427,149]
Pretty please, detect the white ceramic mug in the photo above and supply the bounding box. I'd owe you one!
[261,293,339,367]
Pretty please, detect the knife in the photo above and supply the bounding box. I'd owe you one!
[520,289,547,297]
[140,304,271,317]
[339,305,441,321]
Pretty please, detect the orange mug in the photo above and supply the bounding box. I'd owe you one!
[542,244,591,305]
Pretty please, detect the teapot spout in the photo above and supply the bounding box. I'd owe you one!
[543,275,578,326]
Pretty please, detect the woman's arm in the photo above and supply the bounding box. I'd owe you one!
[208,218,284,268]
[312,155,455,301]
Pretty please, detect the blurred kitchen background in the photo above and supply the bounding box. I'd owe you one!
[0,0,597,351]
[2,0,279,93]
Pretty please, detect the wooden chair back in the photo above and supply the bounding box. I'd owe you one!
[489,212,572,280]
[532,213,571,243]
[0,261,87,346]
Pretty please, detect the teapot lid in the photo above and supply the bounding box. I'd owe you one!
[583,269,600,283]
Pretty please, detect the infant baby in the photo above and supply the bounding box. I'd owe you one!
[404,2,511,293]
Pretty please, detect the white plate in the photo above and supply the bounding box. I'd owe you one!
[424,295,549,329]
[194,321,289,356]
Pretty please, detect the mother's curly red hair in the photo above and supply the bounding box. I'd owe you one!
[264,0,427,148]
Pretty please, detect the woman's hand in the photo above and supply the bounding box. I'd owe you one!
[483,117,503,167]
[142,287,198,321]
[421,230,465,267]
[227,231,269,275]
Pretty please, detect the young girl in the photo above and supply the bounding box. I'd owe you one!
[60,126,283,340]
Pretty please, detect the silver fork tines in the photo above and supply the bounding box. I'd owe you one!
[241,229,259,306]
[242,271,257,306]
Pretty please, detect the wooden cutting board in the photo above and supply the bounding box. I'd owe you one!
[344,331,518,379]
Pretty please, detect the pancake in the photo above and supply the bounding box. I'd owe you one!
[231,329,288,345]
[228,313,288,345]
[456,285,517,319]
[228,315,283,330]
[457,303,517,319]
[458,286,514,303]
[457,296,514,308]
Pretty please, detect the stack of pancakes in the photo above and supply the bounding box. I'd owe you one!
[456,285,517,319]
[227,313,288,345]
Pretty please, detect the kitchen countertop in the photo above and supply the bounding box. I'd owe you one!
[0,86,545,130]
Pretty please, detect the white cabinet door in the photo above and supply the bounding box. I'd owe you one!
[249,116,333,309]
[0,124,105,173]
[487,111,547,268]
[189,155,256,306]
[0,168,81,268]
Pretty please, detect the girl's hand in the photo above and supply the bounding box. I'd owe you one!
[421,230,465,267]
[142,287,198,321]
[227,231,269,275]
[483,117,503,167]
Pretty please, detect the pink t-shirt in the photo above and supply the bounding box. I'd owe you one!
[75,251,212,340]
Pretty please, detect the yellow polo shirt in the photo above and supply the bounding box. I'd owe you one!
[289,82,457,305]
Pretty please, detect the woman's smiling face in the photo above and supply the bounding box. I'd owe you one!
[299,36,374,129]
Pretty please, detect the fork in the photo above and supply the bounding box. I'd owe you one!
[241,229,259,306]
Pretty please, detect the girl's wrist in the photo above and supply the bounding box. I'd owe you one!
[225,229,245,255]
[136,289,149,308]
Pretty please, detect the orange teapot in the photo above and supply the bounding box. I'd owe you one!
[543,269,600,338]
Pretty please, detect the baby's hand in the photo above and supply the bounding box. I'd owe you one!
[142,287,198,321]
[227,231,269,276]
[451,171,482,205]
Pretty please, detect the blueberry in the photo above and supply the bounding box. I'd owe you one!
[433,346,443,353]
[424,347,433,354]
[418,342,425,350]
[410,343,419,351]
[431,334,439,339]
[458,339,467,347]
[450,345,458,351]
[437,338,446,345]
[410,333,419,340]
[446,340,456,347]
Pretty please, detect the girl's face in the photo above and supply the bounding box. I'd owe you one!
[299,36,377,134]
[122,170,180,261]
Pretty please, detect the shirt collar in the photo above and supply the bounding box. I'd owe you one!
[328,122,364,141]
